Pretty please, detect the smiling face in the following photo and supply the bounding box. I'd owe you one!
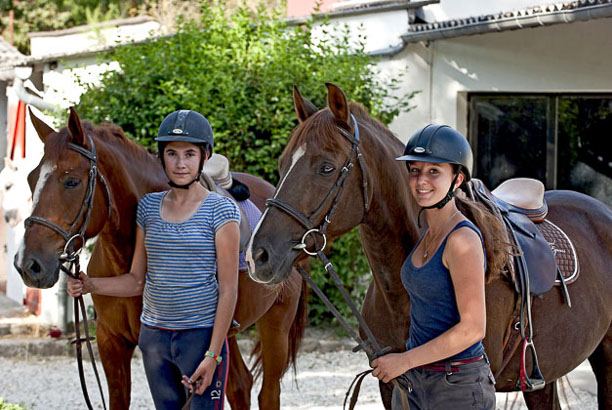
[407,161,463,207]
[162,141,205,185]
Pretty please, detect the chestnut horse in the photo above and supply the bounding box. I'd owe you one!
[14,108,307,410]
[247,83,612,409]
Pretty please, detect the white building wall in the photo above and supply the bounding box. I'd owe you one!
[29,20,160,57]
[386,17,612,141]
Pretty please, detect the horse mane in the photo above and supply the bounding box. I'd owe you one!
[48,120,157,167]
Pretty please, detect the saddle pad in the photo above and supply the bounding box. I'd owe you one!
[536,220,580,285]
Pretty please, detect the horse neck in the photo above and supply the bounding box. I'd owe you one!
[95,136,167,243]
[359,125,419,290]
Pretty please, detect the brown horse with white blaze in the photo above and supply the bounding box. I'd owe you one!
[15,108,307,410]
[247,83,612,409]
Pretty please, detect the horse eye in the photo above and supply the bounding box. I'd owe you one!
[319,164,335,175]
[64,178,81,189]
[5,182,12,191]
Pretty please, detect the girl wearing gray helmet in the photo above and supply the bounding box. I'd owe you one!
[371,125,510,409]
[67,110,240,409]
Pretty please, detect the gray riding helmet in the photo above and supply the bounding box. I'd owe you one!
[395,124,473,180]
[155,109,214,156]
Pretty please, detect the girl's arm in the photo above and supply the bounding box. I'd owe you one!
[372,226,487,382]
[183,221,240,394]
[66,226,147,297]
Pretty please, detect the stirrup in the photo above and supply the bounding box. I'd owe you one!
[516,338,546,392]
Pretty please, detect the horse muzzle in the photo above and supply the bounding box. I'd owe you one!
[247,241,299,285]
[14,251,60,289]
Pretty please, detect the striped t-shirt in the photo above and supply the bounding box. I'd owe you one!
[136,191,240,329]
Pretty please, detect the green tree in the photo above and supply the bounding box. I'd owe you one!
[73,0,416,326]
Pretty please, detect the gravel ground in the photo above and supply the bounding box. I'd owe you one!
[0,349,599,409]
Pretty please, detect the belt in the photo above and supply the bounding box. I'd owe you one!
[421,354,484,373]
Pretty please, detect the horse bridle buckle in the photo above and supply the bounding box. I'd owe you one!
[293,228,327,256]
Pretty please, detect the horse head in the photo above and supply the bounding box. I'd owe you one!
[15,108,112,288]
[0,157,33,227]
[247,83,376,284]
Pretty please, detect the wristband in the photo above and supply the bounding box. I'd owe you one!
[205,350,222,365]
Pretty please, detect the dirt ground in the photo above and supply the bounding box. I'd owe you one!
[0,348,599,409]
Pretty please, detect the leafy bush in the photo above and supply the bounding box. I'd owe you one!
[0,398,26,410]
[72,0,415,325]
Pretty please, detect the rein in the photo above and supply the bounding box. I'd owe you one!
[266,115,412,409]
[24,134,110,410]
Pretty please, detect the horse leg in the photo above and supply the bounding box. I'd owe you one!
[588,323,612,410]
[96,322,135,410]
[522,382,561,410]
[225,336,253,409]
[255,274,304,410]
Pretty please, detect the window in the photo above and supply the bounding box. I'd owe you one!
[469,94,611,206]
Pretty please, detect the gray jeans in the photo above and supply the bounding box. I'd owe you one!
[391,357,496,410]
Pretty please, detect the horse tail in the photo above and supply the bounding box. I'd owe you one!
[249,271,309,380]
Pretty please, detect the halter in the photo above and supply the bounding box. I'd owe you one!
[264,114,412,409]
[23,134,110,410]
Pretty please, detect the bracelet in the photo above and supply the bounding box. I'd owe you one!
[205,350,222,365]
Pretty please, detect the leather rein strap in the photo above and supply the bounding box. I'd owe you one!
[24,135,109,410]
[266,115,412,409]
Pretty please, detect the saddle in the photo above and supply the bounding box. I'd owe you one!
[470,177,579,392]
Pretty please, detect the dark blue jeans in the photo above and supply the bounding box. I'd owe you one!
[138,324,228,410]
[391,356,496,410]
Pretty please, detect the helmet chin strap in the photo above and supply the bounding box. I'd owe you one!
[417,173,459,229]
[168,174,200,190]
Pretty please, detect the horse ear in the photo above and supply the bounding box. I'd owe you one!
[293,85,318,123]
[28,107,57,143]
[4,157,15,171]
[68,107,89,148]
[325,82,350,125]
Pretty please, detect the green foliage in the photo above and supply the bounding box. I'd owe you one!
[0,398,26,410]
[71,0,416,325]
[307,227,371,328]
[0,0,138,53]
[73,1,414,183]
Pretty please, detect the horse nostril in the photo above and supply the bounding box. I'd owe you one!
[254,247,268,264]
[26,257,42,275]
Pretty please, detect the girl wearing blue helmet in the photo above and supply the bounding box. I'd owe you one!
[372,125,511,410]
[68,110,240,409]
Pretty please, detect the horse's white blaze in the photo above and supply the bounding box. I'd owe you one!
[31,161,56,211]
[246,144,306,277]
[15,161,55,268]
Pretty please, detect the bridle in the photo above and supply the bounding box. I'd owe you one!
[25,134,111,258]
[266,114,369,256]
[265,114,412,409]
[24,134,110,410]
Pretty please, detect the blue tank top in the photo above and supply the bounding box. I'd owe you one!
[400,220,486,360]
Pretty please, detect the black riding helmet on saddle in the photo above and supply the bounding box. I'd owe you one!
[156,109,214,189]
[396,124,473,225]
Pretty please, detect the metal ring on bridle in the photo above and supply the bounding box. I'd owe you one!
[299,228,327,256]
[62,233,85,259]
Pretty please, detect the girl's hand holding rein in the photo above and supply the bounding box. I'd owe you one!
[181,355,218,394]
[66,271,93,297]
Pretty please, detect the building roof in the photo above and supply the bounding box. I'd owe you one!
[287,0,438,23]
[402,0,612,43]
[0,37,27,81]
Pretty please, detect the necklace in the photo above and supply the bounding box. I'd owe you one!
[422,210,460,261]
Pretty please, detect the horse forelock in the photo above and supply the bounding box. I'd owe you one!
[282,108,355,170]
